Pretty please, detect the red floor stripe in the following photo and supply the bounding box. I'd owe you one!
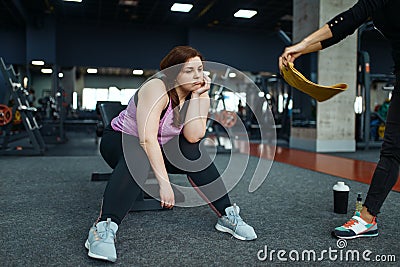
[233,141,400,192]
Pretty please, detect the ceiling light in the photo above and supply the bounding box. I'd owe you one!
[119,0,138,6]
[132,69,144,75]
[31,60,45,66]
[63,0,83,2]
[87,68,98,74]
[58,72,64,78]
[171,3,193,13]
[41,68,53,74]
[234,9,257,19]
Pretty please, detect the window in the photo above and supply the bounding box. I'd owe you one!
[81,87,138,110]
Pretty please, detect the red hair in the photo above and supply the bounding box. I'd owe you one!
[160,46,204,127]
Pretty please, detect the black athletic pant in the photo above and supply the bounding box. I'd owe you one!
[98,126,231,225]
[364,73,400,216]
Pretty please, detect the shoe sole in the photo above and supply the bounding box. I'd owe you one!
[85,239,117,263]
[333,231,379,240]
[215,224,257,241]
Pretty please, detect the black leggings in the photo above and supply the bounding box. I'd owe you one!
[364,75,400,216]
[98,126,231,225]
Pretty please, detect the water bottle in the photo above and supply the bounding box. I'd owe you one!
[333,181,350,214]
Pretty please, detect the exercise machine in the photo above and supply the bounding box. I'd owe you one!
[205,68,239,153]
[254,74,292,143]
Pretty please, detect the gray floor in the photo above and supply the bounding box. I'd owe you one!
[0,133,399,266]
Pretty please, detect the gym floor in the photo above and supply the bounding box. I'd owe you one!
[1,131,399,266]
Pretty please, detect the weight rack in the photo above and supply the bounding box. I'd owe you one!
[0,57,46,155]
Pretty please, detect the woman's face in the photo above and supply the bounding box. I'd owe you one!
[175,56,204,92]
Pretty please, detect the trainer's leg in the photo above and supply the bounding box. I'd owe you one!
[162,135,231,217]
[364,88,400,217]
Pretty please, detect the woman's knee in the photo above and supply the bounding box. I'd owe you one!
[178,136,202,160]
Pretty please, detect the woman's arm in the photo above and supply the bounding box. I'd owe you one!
[136,79,174,208]
[182,76,211,143]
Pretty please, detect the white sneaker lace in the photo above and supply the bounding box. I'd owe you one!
[96,220,116,240]
[227,204,244,226]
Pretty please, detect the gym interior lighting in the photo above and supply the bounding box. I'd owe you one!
[72,92,78,110]
[171,3,193,13]
[132,69,144,75]
[354,96,363,114]
[118,0,138,6]
[87,68,98,74]
[41,68,53,74]
[234,9,257,19]
[23,77,28,88]
[31,60,45,66]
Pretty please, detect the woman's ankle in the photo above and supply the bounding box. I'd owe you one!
[360,206,375,223]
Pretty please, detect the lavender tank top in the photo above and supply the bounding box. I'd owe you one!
[111,78,186,145]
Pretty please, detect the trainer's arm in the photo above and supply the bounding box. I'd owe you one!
[279,24,332,68]
[280,0,389,69]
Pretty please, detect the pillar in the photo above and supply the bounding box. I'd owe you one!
[290,0,357,152]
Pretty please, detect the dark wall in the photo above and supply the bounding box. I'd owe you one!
[0,15,287,73]
[26,16,56,64]
[1,15,393,75]
[56,19,188,69]
[0,28,26,64]
[189,28,284,73]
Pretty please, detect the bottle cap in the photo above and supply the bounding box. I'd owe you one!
[333,181,350,191]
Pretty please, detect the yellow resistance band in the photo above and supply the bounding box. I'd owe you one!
[281,62,347,102]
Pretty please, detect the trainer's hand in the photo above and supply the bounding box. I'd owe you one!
[159,182,175,209]
[279,40,308,72]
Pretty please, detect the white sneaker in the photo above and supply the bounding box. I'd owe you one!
[85,218,118,262]
[215,204,257,241]
[333,211,378,239]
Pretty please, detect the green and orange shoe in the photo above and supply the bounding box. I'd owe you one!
[332,211,378,239]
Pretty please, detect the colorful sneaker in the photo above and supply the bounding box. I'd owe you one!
[215,204,257,241]
[85,218,118,262]
[333,211,378,239]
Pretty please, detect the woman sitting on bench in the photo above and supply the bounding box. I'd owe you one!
[85,46,257,263]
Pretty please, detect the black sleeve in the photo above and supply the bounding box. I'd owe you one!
[321,0,389,49]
